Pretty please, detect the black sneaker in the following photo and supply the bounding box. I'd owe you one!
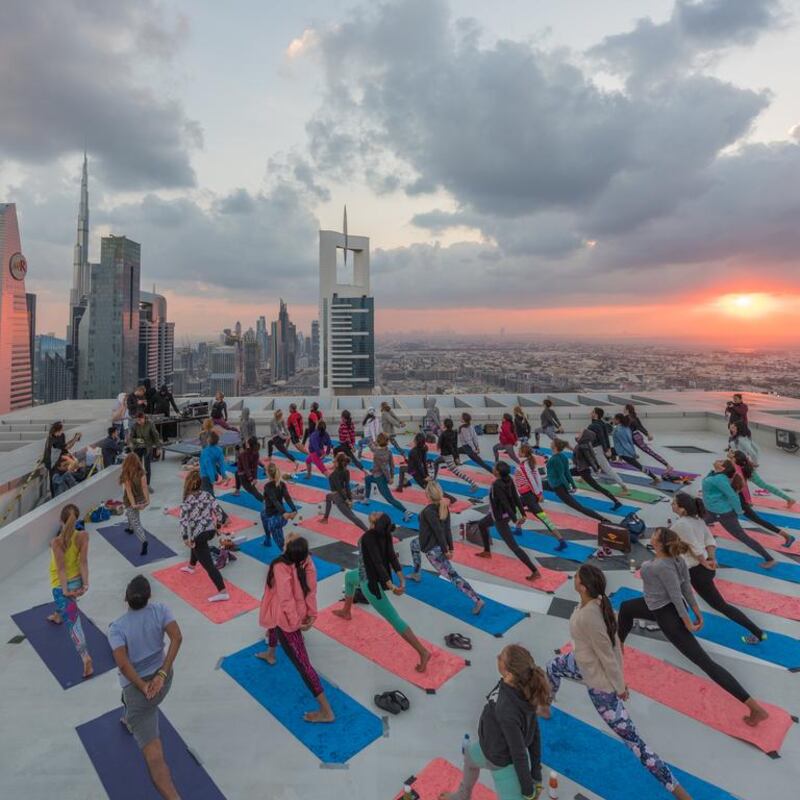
[140,540,149,557]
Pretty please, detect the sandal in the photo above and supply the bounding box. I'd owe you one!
[444,633,472,651]
[388,690,410,711]
[374,691,403,715]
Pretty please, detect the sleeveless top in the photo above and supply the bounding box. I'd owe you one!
[123,477,146,508]
[49,533,82,588]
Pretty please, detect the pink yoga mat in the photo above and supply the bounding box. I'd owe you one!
[301,515,394,546]
[152,563,259,624]
[164,507,255,536]
[710,522,800,556]
[450,542,567,593]
[716,578,800,622]
[751,496,797,511]
[315,605,467,691]
[558,643,792,754]
[462,466,494,486]
[398,485,470,513]
[537,508,598,536]
[287,482,327,505]
[394,758,496,800]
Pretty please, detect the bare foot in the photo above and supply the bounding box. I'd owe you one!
[255,651,276,665]
[537,704,552,720]
[332,608,352,621]
[743,706,769,727]
[475,550,492,559]
[416,649,431,673]
[82,656,94,679]
[318,517,328,524]
[760,560,777,569]
[407,572,422,583]
[47,613,63,625]
[787,498,796,509]
[304,710,335,723]
[439,793,457,800]
[526,571,541,582]
[472,599,485,615]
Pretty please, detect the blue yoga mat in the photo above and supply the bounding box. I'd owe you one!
[227,461,266,479]
[400,567,526,636]
[77,707,225,799]
[237,537,342,582]
[751,508,800,531]
[715,546,800,585]
[542,706,737,800]
[11,603,116,689]
[219,491,263,512]
[610,587,800,669]
[490,526,595,562]
[353,499,418,530]
[222,640,383,764]
[96,523,177,566]
[542,490,635,516]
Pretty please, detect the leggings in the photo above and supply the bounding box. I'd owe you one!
[343,569,408,633]
[410,541,480,603]
[704,510,772,561]
[546,652,677,792]
[386,435,405,456]
[592,446,628,489]
[403,469,457,503]
[518,491,557,532]
[306,451,328,475]
[449,740,539,800]
[365,475,407,512]
[125,507,147,543]
[334,442,363,471]
[458,445,494,474]
[261,512,288,549]
[618,598,750,703]
[619,454,657,480]
[52,578,88,659]
[189,530,226,591]
[323,492,368,531]
[435,455,477,490]
[572,468,619,506]
[268,436,295,462]
[534,424,557,444]
[134,447,152,485]
[632,430,671,469]
[689,564,763,638]
[267,627,323,696]
[740,498,783,535]
[551,484,608,523]
[492,443,520,465]
[235,473,263,503]
[477,515,540,573]
[212,417,238,432]
[750,471,792,502]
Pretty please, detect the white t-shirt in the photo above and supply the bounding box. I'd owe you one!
[672,516,716,568]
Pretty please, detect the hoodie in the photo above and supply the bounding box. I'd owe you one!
[362,412,381,442]
[422,398,441,434]
[380,408,403,436]
[369,444,394,481]
[239,407,256,442]
[572,429,600,473]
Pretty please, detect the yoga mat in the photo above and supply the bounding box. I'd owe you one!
[314,605,467,692]
[151,563,259,624]
[560,642,792,755]
[490,525,596,563]
[399,566,527,636]
[752,495,796,512]
[311,541,360,570]
[715,577,800,622]
[715,546,800,585]
[76,707,225,800]
[10,603,116,689]
[398,484,471,512]
[449,542,568,593]
[397,758,495,799]
[96,523,176,566]
[744,508,800,532]
[218,491,262,513]
[575,478,661,504]
[237,537,341,581]
[622,472,683,493]
[354,499,419,530]
[284,481,328,505]
[227,461,266,479]
[538,509,599,536]
[711,521,800,556]
[542,490,635,516]
[221,640,382,764]
[164,507,255,536]
[611,462,699,480]
[301,515,371,546]
[610,587,800,670]
[541,706,738,800]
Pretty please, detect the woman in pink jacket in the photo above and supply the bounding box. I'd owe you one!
[256,536,334,723]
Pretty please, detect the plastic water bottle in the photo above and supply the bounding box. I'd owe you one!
[548,770,559,799]
[401,783,415,800]
[629,558,636,573]
[462,733,470,755]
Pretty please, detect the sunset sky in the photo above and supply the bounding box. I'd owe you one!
[2,0,800,346]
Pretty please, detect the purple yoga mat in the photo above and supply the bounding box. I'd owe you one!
[10,602,116,689]
[77,707,225,800]
[96,523,177,566]
[611,462,698,479]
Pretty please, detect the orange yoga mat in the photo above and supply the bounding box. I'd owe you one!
[164,507,255,536]
[449,542,568,593]
[394,757,496,799]
[152,563,259,624]
[315,605,467,692]
[559,643,794,755]
[710,522,800,556]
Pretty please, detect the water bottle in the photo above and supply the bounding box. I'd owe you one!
[401,783,415,800]
[629,558,636,573]
[548,770,559,799]
[462,733,470,755]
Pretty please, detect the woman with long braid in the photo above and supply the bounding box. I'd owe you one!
[543,565,690,800]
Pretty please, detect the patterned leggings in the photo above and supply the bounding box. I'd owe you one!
[435,455,477,490]
[547,652,677,791]
[261,512,288,549]
[52,578,88,659]
[410,541,480,603]
[632,431,670,469]
[267,627,323,696]
[519,491,557,532]
[125,507,147,543]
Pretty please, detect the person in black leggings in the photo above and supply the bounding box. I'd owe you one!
[457,412,494,474]
[618,527,769,727]
[545,439,612,524]
[399,434,457,502]
[572,429,623,511]
[671,492,766,644]
[475,462,541,581]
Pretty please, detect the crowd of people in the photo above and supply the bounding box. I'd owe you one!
[38,391,795,800]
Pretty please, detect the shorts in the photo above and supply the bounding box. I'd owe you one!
[122,670,173,749]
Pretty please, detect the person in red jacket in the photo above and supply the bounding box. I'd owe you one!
[302,402,323,446]
[334,409,364,471]
[492,413,520,464]
[287,404,307,454]
[256,536,333,723]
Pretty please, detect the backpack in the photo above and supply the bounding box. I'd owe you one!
[463,520,484,547]
[620,511,646,542]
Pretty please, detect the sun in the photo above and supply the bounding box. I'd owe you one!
[713,293,779,319]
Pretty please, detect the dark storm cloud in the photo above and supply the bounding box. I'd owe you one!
[0,0,200,190]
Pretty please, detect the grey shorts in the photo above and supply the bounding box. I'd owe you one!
[122,670,173,749]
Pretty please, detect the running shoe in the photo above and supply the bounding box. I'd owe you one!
[783,535,796,548]
[555,539,568,551]
[742,633,767,645]
[402,511,414,523]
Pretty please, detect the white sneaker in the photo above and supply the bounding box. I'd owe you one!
[180,566,195,574]
[208,592,230,603]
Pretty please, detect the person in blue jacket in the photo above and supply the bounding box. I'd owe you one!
[612,414,660,484]
[702,460,776,569]
[199,431,227,496]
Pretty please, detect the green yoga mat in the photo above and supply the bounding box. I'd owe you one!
[574,479,661,504]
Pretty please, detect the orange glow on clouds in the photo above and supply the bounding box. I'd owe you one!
[712,293,783,319]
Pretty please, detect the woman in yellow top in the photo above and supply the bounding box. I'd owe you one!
[47,504,93,678]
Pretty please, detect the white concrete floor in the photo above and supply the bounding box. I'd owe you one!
[1,431,799,800]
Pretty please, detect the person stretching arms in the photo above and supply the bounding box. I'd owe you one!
[730,456,794,547]
[730,449,796,514]
[365,433,413,522]
[624,403,674,474]
[588,408,629,494]
[572,429,623,510]
[493,413,520,465]
[612,414,660,484]
[545,439,611,524]
[514,444,566,550]
[267,409,299,468]
[380,401,406,456]
[534,399,563,449]
[320,452,368,531]
[437,418,480,493]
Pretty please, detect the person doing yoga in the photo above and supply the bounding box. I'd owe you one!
[437,418,480,493]
[334,409,364,471]
[624,403,674,475]
[320,452,368,531]
[257,535,334,723]
[730,448,796,513]
[612,415,660,484]
[513,405,531,445]
[545,439,611,524]
[534,398,563,449]
[333,512,431,673]
[617,527,769,727]
[588,408,629,494]
[493,413,521,465]
[268,409,299,468]
[364,433,413,522]
[572,429,623,510]
[441,644,547,800]
[408,481,485,616]
[671,492,767,644]
[233,436,264,503]
[304,420,332,478]
[542,565,691,800]
[262,462,298,549]
[513,444,566,550]
[399,433,457,503]
[287,403,307,454]
[458,412,493,473]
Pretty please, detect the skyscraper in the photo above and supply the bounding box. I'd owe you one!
[34,334,69,404]
[256,315,268,367]
[25,292,36,400]
[310,319,320,368]
[243,328,258,391]
[139,291,175,389]
[270,299,296,382]
[208,345,238,395]
[0,204,33,413]
[319,209,375,395]
[78,235,141,398]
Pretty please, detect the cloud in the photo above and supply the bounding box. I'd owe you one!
[0,0,201,190]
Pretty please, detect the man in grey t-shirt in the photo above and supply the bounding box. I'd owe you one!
[109,576,183,800]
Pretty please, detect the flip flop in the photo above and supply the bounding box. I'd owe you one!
[374,691,403,715]
[444,633,472,651]
[388,690,410,711]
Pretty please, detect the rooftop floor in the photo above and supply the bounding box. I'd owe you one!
[1,427,799,799]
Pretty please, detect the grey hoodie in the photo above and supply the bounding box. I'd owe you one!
[573,429,599,472]
[381,408,402,436]
[423,397,441,433]
[239,407,256,442]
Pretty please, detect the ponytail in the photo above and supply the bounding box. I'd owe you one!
[674,491,705,519]
[425,480,449,521]
[58,504,79,549]
[501,644,550,708]
[266,461,282,486]
[657,527,690,559]
[577,564,617,646]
